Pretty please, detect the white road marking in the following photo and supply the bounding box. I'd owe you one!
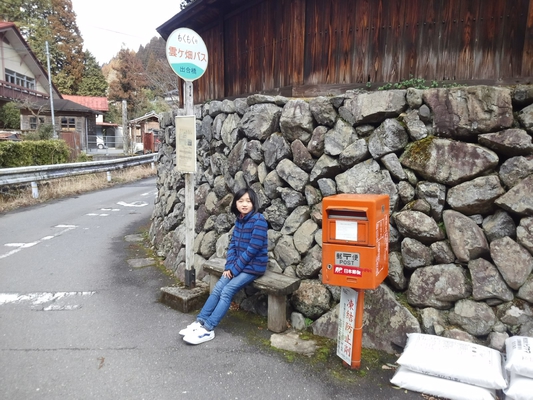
[100,208,120,211]
[0,291,95,311]
[0,225,77,259]
[117,201,148,207]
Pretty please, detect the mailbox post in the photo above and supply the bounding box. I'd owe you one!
[322,194,389,369]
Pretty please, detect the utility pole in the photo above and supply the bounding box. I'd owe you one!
[122,100,128,153]
[45,41,57,139]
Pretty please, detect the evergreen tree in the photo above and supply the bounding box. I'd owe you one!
[108,49,149,118]
[0,102,21,129]
[48,0,84,94]
[78,51,108,96]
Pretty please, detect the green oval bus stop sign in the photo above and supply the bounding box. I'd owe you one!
[165,27,208,81]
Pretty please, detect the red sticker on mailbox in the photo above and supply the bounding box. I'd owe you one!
[334,265,363,276]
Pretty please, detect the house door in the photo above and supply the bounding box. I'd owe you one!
[60,131,80,161]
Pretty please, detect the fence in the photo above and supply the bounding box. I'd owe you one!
[0,153,156,198]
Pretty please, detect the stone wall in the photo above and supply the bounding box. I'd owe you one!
[149,85,533,353]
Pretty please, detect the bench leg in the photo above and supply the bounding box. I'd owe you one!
[209,275,219,293]
[267,294,287,333]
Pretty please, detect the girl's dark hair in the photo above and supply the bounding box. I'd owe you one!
[230,187,259,216]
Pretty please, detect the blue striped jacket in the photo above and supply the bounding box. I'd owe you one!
[225,211,268,276]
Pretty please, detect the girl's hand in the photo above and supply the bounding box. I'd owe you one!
[223,270,233,279]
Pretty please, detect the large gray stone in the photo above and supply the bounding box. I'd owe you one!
[336,159,398,211]
[276,159,309,192]
[345,90,407,124]
[309,96,337,127]
[448,299,497,336]
[309,154,342,183]
[387,252,407,290]
[518,102,533,133]
[401,238,434,269]
[443,210,490,263]
[307,126,327,157]
[495,174,533,216]
[446,175,505,215]
[415,181,446,221]
[362,285,421,352]
[239,103,282,140]
[394,210,445,244]
[482,210,517,242]
[423,86,513,139]
[280,99,315,143]
[478,129,533,157]
[368,119,409,159]
[517,216,533,255]
[338,139,370,169]
[490,237,533,290]
[468,258,514,303]
[498,155,533,189]
[291,139,316,172]
[262,132,292,169]
[324,119,357,156]
[273,235,301,269]
[407,264,471,309]
[400,137,499,186]
[295,244,322,279]
[291,280,331,319]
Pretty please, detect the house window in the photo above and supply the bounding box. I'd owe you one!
[61,117,76,130]
[30,117,45,129]
[5,69,35,90]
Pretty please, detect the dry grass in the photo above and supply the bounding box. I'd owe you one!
[0,165,156,214]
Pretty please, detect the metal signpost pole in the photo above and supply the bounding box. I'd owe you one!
[165,27,209,288]
[183,81,195,287]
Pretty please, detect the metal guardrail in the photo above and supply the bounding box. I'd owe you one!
[0,154,157,186]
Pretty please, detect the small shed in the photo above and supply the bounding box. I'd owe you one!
[20,98,98,155]
[128,111,160,153]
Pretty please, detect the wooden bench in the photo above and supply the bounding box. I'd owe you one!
[202,258,301,333]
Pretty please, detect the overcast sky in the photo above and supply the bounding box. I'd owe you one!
[71,0,182,65]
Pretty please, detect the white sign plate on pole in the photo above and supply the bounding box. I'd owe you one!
[337,287,358,364]
[175,115,196,173]
[166,27,208,82]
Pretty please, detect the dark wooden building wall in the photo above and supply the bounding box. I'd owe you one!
[179,0,533,103]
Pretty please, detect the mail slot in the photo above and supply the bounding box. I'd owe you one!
[322,194,389,290]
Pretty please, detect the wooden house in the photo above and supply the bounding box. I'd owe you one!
[0,22,61,107]
[156,0,533,104]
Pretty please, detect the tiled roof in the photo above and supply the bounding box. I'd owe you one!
[62,95,108,112]
[27,99,98,114]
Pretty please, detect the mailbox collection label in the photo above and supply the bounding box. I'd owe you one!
[334,251,365,277]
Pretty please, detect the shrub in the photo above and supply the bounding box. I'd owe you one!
[0,139,70,167]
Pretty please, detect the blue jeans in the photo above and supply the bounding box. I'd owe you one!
[197,272,257,331]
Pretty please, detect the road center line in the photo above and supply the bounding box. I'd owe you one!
[0,225,77,259]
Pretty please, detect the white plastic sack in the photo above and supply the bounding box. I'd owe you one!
[503,370,533,400]
[396,333,507,390]
[505,336,533,379]
[391,366,497,400]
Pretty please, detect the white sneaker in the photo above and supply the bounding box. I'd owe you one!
[179,321,202,336]
[183,326,215,345]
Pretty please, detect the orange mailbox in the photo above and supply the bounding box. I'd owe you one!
[322,194,390,290]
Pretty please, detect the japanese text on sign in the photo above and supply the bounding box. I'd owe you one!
[335,220,358,241]
[166,27,208,81]
[175,116,196,173]
[337,287,358,364]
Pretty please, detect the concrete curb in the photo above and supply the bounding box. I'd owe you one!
[160,284,209,313]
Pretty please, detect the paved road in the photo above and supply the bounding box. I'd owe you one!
[0,177,422,399]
